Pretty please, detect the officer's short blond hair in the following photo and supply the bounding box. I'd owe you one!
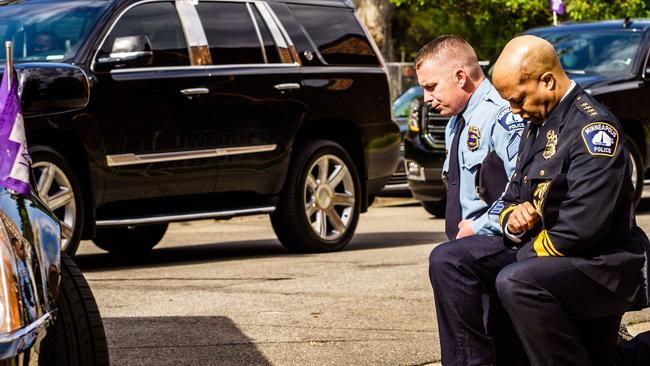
[415,35,483,81]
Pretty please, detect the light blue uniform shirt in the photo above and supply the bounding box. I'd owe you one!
[443,79,524,235]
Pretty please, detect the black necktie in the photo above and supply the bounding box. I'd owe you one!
[522,123,540,163]
[445,115,465,240]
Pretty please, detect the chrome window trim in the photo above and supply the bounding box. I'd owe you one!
[253,1,287,50]
[110,65,199,74]
[106,144,277,167]
[260,1,300,64]
[176,0,212,64]
[175,0,209,48]
[246,2,268,63]
[107,63,385,75]
[260,2,294,48]
[202,62,299,70]
[92,0,298,71]
[110,63,298,74]
[90,0,192,72]
[298,65,385,74]
[643,44,650,79]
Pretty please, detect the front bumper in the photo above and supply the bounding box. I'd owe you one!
[0,313,52,359]
[380,142,410,195]
[404,135,447,202]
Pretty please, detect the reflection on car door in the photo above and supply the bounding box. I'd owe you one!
[91,1,216,203]
[196,1,305,196]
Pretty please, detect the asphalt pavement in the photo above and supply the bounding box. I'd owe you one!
[74,197,650,366]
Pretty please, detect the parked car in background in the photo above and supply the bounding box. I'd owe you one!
[379,85,422,196]
[406,19,650,215]
[404,98,449,216]
[0,0,400,255]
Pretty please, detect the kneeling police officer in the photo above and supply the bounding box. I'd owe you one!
[492,35,648,366]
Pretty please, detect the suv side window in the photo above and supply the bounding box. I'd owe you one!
[287,4,378,66]
[196,2,276,65]
[101,2,189,67]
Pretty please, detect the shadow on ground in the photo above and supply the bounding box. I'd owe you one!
[76,231,446,272]
[104,316,270,366]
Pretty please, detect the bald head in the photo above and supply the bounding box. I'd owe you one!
[492,35,572,123]
[493,35,564,84]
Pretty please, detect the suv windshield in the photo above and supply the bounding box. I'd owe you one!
[531,29,643,75]
[0,1,108,63]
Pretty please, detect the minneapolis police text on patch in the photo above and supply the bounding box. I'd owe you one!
[581,122,619,157]
[496,106,525,132]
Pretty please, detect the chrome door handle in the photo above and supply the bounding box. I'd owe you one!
[180,87,210,95]
[274,83,300,91]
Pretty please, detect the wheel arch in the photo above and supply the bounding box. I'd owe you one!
[291,118,370,211]
[621,119,647,166]
[27,129,95,239]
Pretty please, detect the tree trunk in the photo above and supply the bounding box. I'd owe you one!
[355,0,394,61]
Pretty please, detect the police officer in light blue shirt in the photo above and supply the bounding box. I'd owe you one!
[442,75,523,238]
[416,35,529,366]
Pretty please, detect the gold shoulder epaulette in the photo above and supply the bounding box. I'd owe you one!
[580,102,598,117]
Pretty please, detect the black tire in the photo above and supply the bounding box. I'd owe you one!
[624,137,644,207]
[93,224,168,253]
[39,253,109,366]
[422,199,445,218]
[271,140,361,252]
[30,145,84,256]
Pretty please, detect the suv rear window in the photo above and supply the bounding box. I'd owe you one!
[287,4,378,66]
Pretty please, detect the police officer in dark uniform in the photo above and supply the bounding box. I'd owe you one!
[492,35,648,366]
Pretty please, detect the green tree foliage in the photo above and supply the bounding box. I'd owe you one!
[391,0,650,61]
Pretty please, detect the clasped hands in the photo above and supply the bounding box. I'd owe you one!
[455,202,539,239]
[506,201,540,235]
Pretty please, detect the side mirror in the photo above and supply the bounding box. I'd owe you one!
[17,63,89,117]
[95,35,153,71]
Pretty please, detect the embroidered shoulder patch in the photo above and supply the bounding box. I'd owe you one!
[488,199,505,217]
[581,122,619,157]
[507,133,521,161]
[496,106,525,132]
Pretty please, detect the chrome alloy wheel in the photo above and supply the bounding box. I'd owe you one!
[304,154,355,241]
[33,161,76,250]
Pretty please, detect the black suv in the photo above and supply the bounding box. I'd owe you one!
[406,19,650,213]
[404,98,449,216]
[1,0,400,255]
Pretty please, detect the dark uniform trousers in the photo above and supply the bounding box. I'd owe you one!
[495,85,647,366]
[429,235,529,366]
[496,257,631,366]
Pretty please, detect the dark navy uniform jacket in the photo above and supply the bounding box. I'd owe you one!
[498,85,647,302]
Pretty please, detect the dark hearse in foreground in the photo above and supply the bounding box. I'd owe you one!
[0,0,400,255]
[406,18,650,214]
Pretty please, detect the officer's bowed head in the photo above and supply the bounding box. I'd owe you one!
[492,35,573,124]
[415,35,485,117]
